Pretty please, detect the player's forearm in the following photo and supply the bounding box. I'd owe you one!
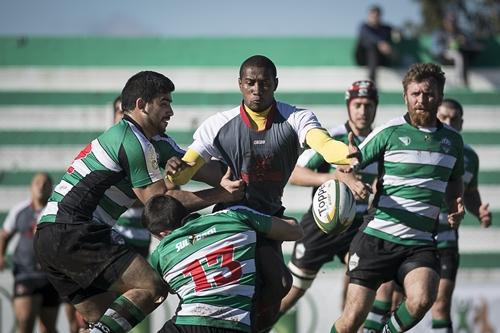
[445,177,464,212]
[192,160,225,188]
[464,188,482,220]
[266,216,303,241]
[289,166,334,187]
[305,128,351,165]
[166,188,233,212]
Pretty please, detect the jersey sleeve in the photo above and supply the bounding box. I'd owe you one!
[358,127,391,169]
[283,106,322,148]
[464,146,479,190]
[189,113,228,161]
[153,135,186,168]
[119,137,163,189]
[296,149,326,170]
[2,200,29,234]
[232,207,273,234]
[449,135,465,182]
[149,248,162,275]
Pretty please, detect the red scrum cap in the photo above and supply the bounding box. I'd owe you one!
[345,80,378,105]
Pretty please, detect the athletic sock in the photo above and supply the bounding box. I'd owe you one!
[432,318,453,333]
[363,299,392,332]
[90,295,146,333]
[382,301,419,332]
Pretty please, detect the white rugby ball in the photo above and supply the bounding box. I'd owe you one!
[312,179,356,234]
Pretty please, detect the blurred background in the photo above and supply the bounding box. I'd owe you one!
[1,0,499,332]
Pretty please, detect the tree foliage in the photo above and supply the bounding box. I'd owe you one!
[414,0,500,37]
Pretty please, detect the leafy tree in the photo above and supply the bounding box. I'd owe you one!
[414,0,500,37]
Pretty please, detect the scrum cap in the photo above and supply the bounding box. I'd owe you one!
[345,80,378,105]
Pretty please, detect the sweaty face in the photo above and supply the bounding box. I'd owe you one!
[143,93,174,135]
[404,79,442,127]
[348,97,377,132]
[239,66,277,112]
[437,104,463,132]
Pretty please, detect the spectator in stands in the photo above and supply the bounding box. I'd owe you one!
[431,12,483,88]
[355,5,399,83]
[0,173,60,333]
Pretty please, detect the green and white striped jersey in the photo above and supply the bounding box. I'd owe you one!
[358,114,464,246]
[150,206,273,332]
[39,117,184,225]
[436,144,479,248]
[296,122,378,217]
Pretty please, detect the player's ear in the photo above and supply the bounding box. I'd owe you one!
[136,98,146,110]
[274,77,279,91]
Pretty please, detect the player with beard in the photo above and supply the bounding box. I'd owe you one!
[331,63,465,333]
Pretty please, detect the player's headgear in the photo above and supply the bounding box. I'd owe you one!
[345,80,379,106]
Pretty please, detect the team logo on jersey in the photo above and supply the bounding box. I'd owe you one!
[253,140,266,145]
[147,146,159,170]
[398,136,411,146]
[440,138,452,153]
[348,253,360,271]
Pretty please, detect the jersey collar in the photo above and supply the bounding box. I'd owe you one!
[239,100,277,132]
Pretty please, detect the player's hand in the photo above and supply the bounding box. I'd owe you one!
[219,167,245,203]
[448,197,465,229]
[334,169,371,200]
[346,132,361,171]
[165,156,194,176]
[479,203,492,228]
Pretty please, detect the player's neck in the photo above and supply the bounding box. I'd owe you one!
[32,198,47,210]
[348,121,371,137]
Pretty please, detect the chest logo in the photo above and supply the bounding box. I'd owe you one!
[441,138,452,154]
[253,140,266,145]
[398,136,411,146]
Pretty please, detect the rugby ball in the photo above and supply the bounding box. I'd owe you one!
[312,179,356,234]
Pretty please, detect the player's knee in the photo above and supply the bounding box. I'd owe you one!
[288,262,317,292]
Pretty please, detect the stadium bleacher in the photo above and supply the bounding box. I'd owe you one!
[1,36,499,267]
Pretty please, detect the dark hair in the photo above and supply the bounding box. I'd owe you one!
[369,5,381,14]
[239,55,277,79]
[402,63,446,96]
[142,195,188,236]
[441,98,464,117]
[121,71,175,112]
[113,95,122,116]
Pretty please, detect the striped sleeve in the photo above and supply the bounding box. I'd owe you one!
[190,108,239,161]
[119,127,163,188]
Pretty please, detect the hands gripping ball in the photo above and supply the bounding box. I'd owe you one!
[312,179,356,234]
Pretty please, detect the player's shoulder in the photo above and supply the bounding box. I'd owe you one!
[275,101,309,117]
[8,199,32,217]
[463,143,479,158]
[328,124,348,137]
[199,106,241,132]
[367,116,405,139]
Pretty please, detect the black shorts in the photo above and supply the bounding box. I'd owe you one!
[159,320,243,333]
[13,278,61,307]
[347,232,440,290]
[34,222,137,304]
[437,247,460,281]
[290,208,364,272]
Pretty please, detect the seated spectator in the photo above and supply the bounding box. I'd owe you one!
[431,12,483,88]
[355,5,399,83]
